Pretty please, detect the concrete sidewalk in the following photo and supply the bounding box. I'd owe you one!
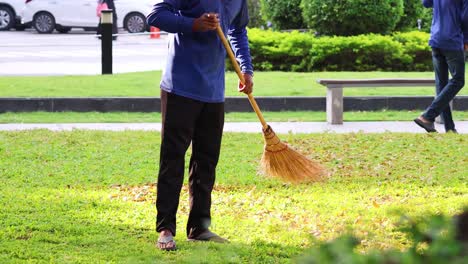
[0,121,466,134]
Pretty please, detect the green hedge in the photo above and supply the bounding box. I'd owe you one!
[244,29,431,72]
[247,29,314,71]
[392,31,432,71]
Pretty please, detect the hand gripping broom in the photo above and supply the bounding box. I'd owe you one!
[216,26,327,183]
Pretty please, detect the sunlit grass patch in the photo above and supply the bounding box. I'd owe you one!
[0,131,466,262]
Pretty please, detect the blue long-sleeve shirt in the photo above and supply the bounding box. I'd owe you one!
[422,0,468,50]
[147,0,253,103]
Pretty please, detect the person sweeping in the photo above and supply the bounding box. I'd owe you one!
[147,0,253,251]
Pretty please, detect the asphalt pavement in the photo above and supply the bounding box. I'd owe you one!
[0,29,168,75]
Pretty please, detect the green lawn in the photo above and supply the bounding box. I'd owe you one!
[0,131,466,263]
[2,71,467,97]
[1,111,468,123]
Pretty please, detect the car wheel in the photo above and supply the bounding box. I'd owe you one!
[56,26,71,33]
[124,12,146,33]
[0,6,14,31]
[33,12,55,33]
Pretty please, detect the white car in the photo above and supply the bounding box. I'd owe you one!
[0,0,26,30]
[21,0,156,34]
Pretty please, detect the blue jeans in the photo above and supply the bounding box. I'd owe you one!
[423,48,465,131]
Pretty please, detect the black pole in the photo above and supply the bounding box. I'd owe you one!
[101,9,113,75]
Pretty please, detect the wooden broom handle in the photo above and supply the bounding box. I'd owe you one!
[216,26,268,129]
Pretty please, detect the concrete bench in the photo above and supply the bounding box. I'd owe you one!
[317,79,436,124]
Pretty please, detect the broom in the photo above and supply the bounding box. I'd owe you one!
[216,25,327,183]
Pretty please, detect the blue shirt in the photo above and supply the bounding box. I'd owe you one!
[423,0,468,50]
[147,0,253,103]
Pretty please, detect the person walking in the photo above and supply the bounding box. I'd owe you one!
[147,0,254,251]
[96,0,118,40]
[414,0,468,133]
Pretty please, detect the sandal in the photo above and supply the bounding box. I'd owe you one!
[157,233,177,251]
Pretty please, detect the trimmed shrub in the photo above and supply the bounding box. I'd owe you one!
[244,28,432,72]
[301,0,404,36]
[260,0,306,30]
[396,0,425,31]
[247,0,265,28]
[420,7,433,32]
[395,0,433,32]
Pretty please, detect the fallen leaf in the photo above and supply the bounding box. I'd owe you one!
[372,201,380,208]
[354,215,362,225]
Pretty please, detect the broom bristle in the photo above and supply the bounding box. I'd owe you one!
[260,126,327,183]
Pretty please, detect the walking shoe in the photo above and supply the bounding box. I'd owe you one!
[414,118,437,133]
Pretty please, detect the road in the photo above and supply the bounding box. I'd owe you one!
[0,29,168,76]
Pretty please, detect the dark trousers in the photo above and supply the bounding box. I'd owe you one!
[423,48,465,131]
[156,90,224,237]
